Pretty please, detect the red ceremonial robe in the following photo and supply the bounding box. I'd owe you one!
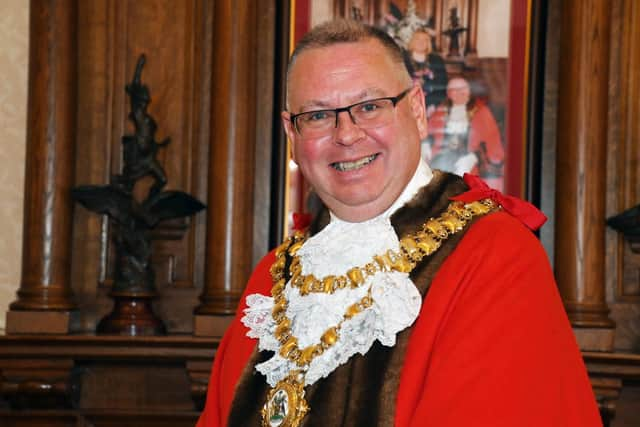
[197,212,601,427]
[429,101,505,191]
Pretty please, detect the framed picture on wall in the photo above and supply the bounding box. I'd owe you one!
[284,0,534,236]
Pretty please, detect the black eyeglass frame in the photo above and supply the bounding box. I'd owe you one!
[289,87,413,135]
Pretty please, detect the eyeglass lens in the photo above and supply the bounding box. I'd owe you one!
[295,98,395,137]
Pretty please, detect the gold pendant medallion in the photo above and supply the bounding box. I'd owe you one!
[261,373,309,427]
[260,199,498,426]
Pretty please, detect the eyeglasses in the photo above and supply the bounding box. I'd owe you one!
[289,88,412,138]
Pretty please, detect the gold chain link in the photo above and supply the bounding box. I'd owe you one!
[269,199,496,368]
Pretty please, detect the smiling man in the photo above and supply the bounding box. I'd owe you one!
[197,20,601,427]
[283,35,426,222]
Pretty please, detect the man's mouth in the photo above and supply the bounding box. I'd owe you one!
[331,154,379,172]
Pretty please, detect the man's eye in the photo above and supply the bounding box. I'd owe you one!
[357,102,382,113]
[304,111,330,122]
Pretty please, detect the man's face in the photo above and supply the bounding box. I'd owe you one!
[282,39,427,222]
[447,78,471,105]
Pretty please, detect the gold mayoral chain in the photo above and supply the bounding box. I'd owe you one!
[261,198,497,427]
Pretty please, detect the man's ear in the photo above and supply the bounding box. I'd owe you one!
[281,111,298,162]
[409,85,429,140]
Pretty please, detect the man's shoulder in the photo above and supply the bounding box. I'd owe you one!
[455,209,549,273]
[470,210,538,241]
[244,249,277,295]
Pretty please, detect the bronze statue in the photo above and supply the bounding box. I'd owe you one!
[72,54,205,335]
[118,55,169,197]
[442,7,467,58]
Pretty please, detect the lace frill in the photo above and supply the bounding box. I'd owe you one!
[241,160,431,387]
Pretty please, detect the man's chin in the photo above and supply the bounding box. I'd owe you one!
[324,194,395,222]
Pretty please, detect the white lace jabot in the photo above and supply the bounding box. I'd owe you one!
[242,160,432,387]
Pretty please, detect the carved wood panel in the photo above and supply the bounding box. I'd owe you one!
[72,0,211,333]
[70,0,283,334]
[606,0,640,351]
[615,0,640,302]
[0,335,217,426]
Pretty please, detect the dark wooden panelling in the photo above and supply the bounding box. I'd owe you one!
[73,0,212,333]
[84,413,199,427]
[73,0,119,332]
[79,363,192,410]
[0,411,199,427]
[612,0,640,303]
[72,0,281,334]
[605,0,640,352]
[4,0,284,424]
[0,335,218,426]
[0,414,78,427]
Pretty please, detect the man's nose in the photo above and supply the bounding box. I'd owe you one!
[334,111,364,145]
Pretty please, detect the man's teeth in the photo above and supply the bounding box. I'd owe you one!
[332,154,377,172]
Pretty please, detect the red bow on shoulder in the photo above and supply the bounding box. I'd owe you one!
[292,212,312,231]
[450,174,547,231]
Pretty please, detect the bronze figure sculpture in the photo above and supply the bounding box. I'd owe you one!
[72,55,206,335]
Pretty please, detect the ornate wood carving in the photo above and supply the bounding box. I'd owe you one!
[186,360,211,410]
[0,359,75,409]
[605,0,640,352]
[554,0,615,350]
[7,0,78,318]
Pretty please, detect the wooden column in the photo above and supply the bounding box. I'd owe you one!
[554,0,615,351]
[6,0,78,334]
[464,0,478,56]
[434,0,444,52]
[194,0,258,336]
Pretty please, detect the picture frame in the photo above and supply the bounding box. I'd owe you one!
[283,0,536,235]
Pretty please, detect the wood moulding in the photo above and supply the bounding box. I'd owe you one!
[0,334,219,424]
[584,351,640,425]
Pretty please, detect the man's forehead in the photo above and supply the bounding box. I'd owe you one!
[286,40,405,109]
[448,79,469,90]
[296,87,390,111]
[295,38,382,58]
[290,40,386,73]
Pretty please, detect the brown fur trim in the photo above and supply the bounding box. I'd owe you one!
[228,172,481,426]
[390,170,468,237]
[226,349,271,426]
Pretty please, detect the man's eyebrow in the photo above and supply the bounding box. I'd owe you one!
[297,100,333,111]
[297,88,389,112]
